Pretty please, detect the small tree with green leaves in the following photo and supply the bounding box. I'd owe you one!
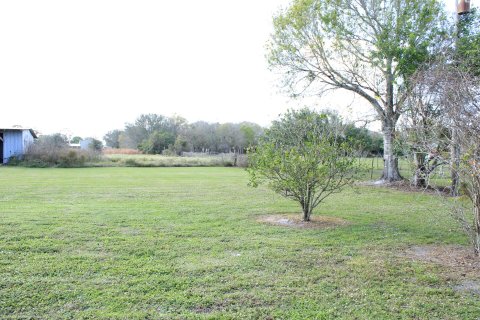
[247,109,361,221]
[70,136,82,144]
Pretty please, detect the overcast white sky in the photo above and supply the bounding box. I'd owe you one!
[0,0,459,139]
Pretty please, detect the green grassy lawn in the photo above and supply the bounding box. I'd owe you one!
[0,167,478,319]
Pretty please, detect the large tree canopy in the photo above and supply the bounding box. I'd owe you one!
[268,0,448,181]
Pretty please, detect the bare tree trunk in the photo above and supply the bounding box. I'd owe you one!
[474,192,480,256]
[381,67,403,183]
[303,208,311,221]
[451,129,461,196]
[302,200,311,221]
[413,152,427,188]
[302,192,312,222]
[472,172,480,256]
[381,126,402,182]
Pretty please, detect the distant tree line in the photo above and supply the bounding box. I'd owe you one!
[103,114,264,155]
[104,113,383,156]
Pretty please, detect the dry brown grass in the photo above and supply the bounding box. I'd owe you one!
[103,148,142,155]
[403,245,480,274]
[402,245,480,295]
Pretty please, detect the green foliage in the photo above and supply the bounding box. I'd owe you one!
[124,114,177,149]
[269,0,447,81]
[23,149,89,168]
[57,150,87,167]
[268,0,448,181]
[457,8,480,76]
[172,135,190,155]
[248,108,361,220]
[4,156,22,166]
[240,124,256,146]
[344,124,384,156]
[108,114,264,154]
[185,121,219,152]
[69,136,82,144]
[103,130,122,148]
[139,131,175,154]
[88,138,103,152]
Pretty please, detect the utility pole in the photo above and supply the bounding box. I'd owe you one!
[451,0,471,196]
[457,0,471,14]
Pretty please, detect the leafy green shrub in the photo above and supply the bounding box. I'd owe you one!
[22,159,50,168]
[5,156,21,166]
[248,108,362,221]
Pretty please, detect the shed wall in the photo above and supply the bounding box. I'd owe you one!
[22,130,35,150]
[3,130,23,162]
[80,138,93,150]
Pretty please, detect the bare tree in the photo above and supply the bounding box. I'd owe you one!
[407,62,480,255]
[447,71,480,255]
[399,66,449,188]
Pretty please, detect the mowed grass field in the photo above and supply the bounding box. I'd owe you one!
[0,167,478,319]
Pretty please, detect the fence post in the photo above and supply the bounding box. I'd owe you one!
[371,157,374,180]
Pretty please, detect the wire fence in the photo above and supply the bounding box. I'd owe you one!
[362,155,451,186]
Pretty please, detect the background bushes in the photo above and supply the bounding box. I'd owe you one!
[22,134,99,167]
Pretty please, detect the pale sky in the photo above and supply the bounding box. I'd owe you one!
[0,0,459,139]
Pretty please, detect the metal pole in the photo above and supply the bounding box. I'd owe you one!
[371,157,374,180]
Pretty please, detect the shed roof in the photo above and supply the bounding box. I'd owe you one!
[0,127,38,139]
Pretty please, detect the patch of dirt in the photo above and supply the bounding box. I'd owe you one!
[403,245,480,271]
[192,296,269,314]
[403,245,480,294]
[257,214,350,229]
[453,280,480,295]
[117,227,141,236]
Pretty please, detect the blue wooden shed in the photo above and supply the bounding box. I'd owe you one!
[0,127,37,164]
